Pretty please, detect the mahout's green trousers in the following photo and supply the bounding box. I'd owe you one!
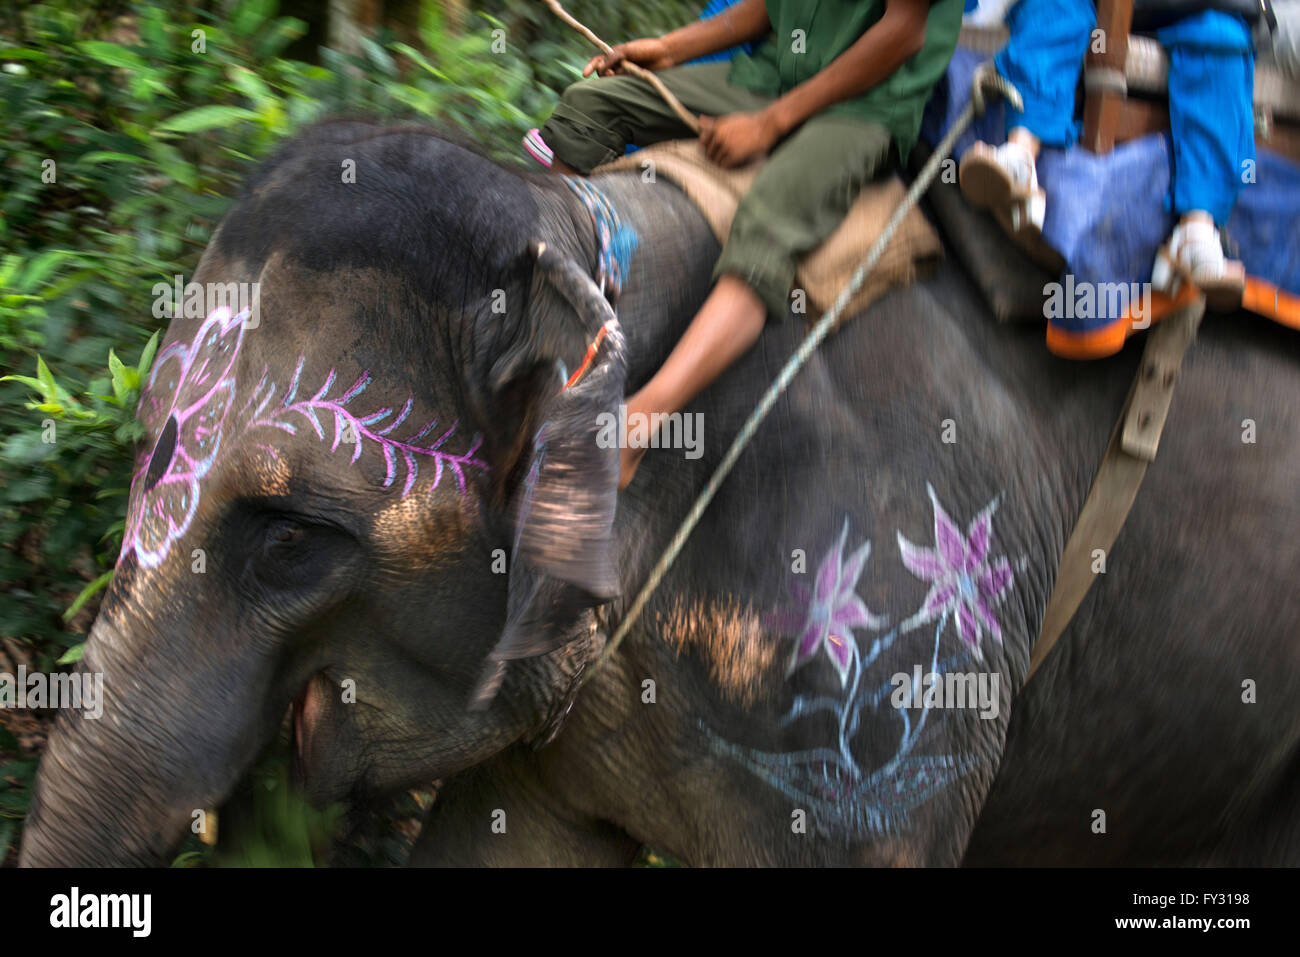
[540,62,893,318]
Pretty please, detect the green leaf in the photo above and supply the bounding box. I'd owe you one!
[359,36,397,78]
[44,266,103,302]
[390,42,442,79]
[137,331,160,378]
[418,2,448,51]
[77,41,148,72]
[232,0,276,37]
[19,249,71,292]
[156,106,257,134]
[0,253,23,289]
[139,6,168,50]
[0,47,50,62]
[56,643,86,665]
[62,571,113,623]
[35,355,56,400]
[255,17,307,59]
[108,349,128,403]
[79,151,148,166]
[145,140,198,190]
[0,433,55,470]
[0,375,44,392]
[229,66,275,108]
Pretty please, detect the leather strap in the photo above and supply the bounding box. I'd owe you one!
[1027,294,1206,679]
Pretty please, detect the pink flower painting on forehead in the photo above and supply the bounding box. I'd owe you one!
[121,306,247,569]
[120,306,486,570]
[896,485,1013,657]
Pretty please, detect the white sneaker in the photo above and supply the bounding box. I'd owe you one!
[959,139,1060,270]
[1152,219,1245,311]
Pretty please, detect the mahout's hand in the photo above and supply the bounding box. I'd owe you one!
[583,37,675,78]
[698,111,781,168]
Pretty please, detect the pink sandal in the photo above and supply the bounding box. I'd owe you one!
[522,128,554,169]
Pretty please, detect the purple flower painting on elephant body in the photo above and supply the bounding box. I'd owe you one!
[766,519,885,686]
[120,306,486,570]
[716,487,1018,839]
[897,485,1013,656]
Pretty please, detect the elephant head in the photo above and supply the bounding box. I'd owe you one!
[20,123,631,865]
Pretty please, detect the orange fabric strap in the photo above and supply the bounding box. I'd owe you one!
[561,320,614,392]
[1243,277,1300,330]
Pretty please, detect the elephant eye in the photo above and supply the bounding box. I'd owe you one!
[247,510,356,598]
[265,518,305,549]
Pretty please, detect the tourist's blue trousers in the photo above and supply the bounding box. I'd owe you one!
[995,0,1254,223]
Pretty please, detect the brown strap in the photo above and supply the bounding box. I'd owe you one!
[1027,294,1206,679]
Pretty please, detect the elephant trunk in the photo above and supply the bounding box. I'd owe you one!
[20,613,279,867]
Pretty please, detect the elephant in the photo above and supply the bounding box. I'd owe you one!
[20,119,1300,867]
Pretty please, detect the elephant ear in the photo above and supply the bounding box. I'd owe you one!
[471,242,626,707]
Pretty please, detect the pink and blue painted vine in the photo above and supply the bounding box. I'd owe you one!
[241,355,484,497]
[120,306,486,569]
[716,487,1016,839]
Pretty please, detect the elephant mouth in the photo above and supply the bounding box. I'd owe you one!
[290,671,333,790]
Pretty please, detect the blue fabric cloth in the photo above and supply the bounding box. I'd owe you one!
[994,0,1095,147]
[688,0,760,64]
[1157,11,1256,223]
[921,47,1300,331]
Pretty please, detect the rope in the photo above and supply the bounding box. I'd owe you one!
[581,67,1023,685]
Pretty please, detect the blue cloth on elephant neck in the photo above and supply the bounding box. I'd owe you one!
[563,176,639,303]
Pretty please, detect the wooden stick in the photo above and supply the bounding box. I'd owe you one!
[542,0,701,134]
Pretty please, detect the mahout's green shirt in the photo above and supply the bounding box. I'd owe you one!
[726,0,964,157]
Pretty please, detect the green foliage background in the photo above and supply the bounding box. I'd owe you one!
[0,0,698,865]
